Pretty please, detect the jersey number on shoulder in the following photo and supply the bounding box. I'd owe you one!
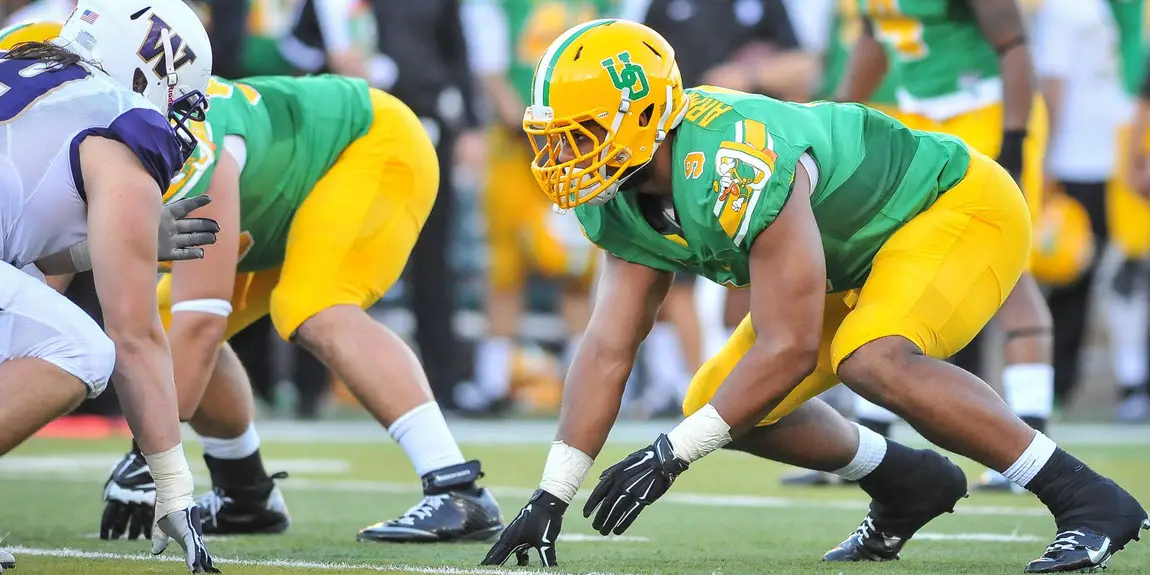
[863,0,928,61]
[205,77,261,105]
[0,59,91,122]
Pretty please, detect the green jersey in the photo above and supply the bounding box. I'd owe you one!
[860,0,999,117]
[489,0,613,104]
[820,0,899,104]
[166,75,375,272]
[576,87,971,291]
[1108,0,1145,96]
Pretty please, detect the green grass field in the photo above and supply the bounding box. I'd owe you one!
[1,421,1148,575]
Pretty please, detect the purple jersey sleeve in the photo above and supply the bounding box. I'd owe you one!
[69,107,185,201]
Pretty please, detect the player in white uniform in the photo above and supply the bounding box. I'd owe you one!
[0,0,219,572]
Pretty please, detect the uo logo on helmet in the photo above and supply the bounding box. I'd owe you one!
[136,14,198,78]
[601,51,650,99]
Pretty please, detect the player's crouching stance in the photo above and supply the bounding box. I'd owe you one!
[0,0,220,572]
[483,19,1149,574]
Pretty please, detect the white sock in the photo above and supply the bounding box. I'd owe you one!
[1107,291,1149,389]
[200,422,260,460]
[388,401,466,477]
[643,323,691,403]
[1003,363,1054,420]
[833,423,888,481]
[854,395,898,423]
[475,337,513,399]
[1000,431,1057,488]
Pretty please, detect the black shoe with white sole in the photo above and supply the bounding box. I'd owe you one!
[356,460,504,543]
[198,471,292,535]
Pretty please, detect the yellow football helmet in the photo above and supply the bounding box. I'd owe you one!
[523,19,688,210]
[0,21,63,50]
[1030,191,1096,287]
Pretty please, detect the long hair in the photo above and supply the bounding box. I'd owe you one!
[1,41,100,72]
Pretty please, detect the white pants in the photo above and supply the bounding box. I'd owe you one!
[0,261,114,397]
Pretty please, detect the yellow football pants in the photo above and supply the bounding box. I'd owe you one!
[158,88,439,340]
[897,96,1048,223]
[483,126,597,290]
[1109,122,1150,258]
[683,151,1032,426]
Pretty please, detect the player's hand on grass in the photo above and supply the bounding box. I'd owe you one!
[159,194,219,262]
[584,434,688,536]
[152,505,220,573]
[481,489,567,567]
[100,450,156,541]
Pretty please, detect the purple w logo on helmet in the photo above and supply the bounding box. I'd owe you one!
[136,14,197,78]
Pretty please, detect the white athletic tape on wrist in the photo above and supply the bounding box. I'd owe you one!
[538,441,593,504]
[171,298,233,317]
[143,443,195,521]
[666,404,732,464]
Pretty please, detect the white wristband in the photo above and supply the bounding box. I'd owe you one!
[538,441,593,504]
[171,298,233,317]
[143,443,195,521]
[667,404,733,464]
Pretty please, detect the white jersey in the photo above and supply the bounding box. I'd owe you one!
[0,56,185,269]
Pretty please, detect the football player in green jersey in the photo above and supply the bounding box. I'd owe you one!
[481,19,1148,573]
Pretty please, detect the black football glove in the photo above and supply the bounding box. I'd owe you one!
[481,489,567,567]
[996,129,1027,184]
[583,433,688,536]
[100,448,156,541]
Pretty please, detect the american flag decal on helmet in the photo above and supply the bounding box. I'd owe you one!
[80,10,99,24]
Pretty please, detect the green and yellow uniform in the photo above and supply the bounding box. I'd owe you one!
[1106,0,1150,258]
[159,75,439,340]
[578,87,1032,426]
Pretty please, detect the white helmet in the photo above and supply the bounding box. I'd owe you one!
[58,0,212,159]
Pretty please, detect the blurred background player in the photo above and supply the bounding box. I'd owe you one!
[1031,0,1135,440]
[835,0,1054,493]
[1111,0,1150,423]
[454,0,608,415]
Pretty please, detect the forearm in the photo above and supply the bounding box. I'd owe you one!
[999,46,1035,131]
[669,344,814,463]
[168,312,228,420]
[110,329,182,455]
[541,337,636,502]
[753,51,821,102]
[836,32,888,103]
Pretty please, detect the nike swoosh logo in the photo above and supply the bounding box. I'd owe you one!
[624,451,655,472]
[1086,538,1111,564]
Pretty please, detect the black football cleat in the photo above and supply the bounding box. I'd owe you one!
[0,549,13,570]
[356,460,504,543]
[1025,518,1150,572]
[823,451,968,562]
[198,471,291,535]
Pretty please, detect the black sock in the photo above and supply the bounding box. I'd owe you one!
[857,418,892,439]
[204,450,274,500]
[857,440,927,503]
[1021,416,1047,434]
[1025,448,1110,531]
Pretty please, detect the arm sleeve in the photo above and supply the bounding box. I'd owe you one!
[69,107,185,202]
[460,0,510,75]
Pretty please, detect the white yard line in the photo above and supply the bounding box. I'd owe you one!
[7,546,630,575]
